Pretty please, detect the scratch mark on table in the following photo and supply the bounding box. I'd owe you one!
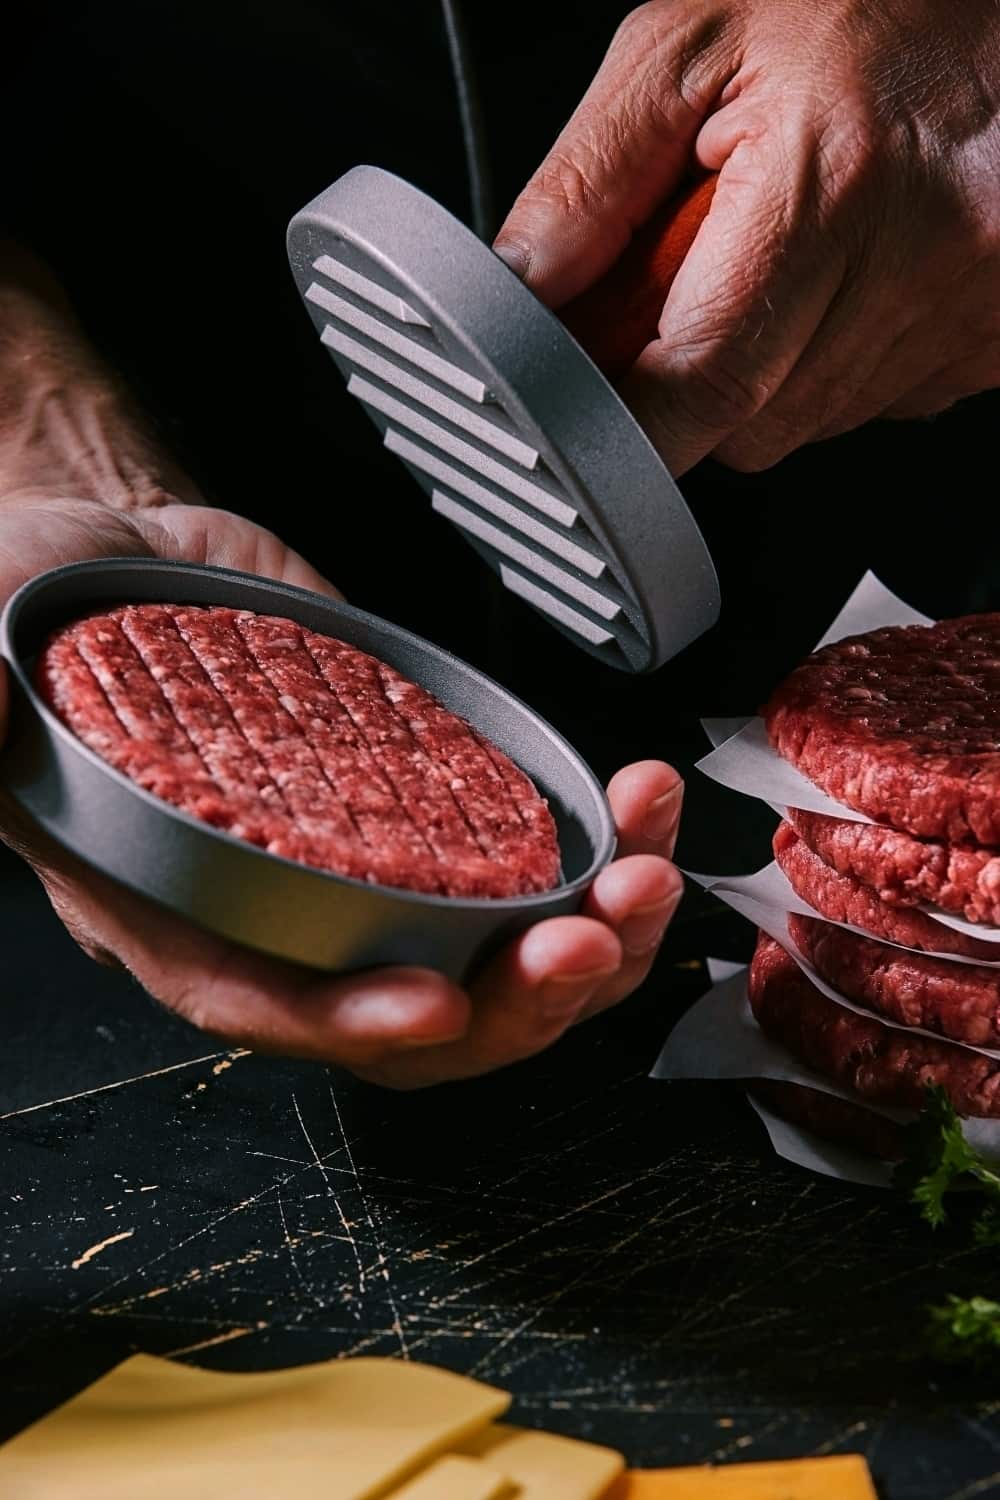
[328,1080,409,1360]
[80,1175,297,1312]
[71,1228,134,1270]
[164,1325,263,1357]
[428,1163,672,1309]
[1,1051,238,1120]
[944,1473,1000,1500]
[808,1418,870,1458]
[707,1414,788,1463]
[246,1151,311,1168]
[466,1181,687,1380]
[213,1050,251,1076]
[275,1183,312,1304]
[293,1091,366,1297]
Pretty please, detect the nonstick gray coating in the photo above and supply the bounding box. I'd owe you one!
[0,560,616,978]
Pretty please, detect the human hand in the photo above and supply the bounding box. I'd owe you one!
[0,495,685,1088]
[495,0,1000,473]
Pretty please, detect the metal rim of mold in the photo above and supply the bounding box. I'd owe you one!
[0,559,616,978]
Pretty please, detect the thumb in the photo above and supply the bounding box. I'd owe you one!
[493,7,727,307]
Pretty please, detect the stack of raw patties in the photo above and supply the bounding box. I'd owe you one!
[748,614,1000,1161]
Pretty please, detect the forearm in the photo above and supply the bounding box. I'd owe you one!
[0,241,197,509]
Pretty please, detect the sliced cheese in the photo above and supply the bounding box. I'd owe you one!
[0,1354,509,1500]
[457,1423,624,1499]
[387,1454,517,1499]
[616,1455,877,1498]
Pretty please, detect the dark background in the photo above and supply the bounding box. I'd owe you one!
[3,2,1000,1494]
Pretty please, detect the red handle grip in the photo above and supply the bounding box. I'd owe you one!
[560,175,717,380]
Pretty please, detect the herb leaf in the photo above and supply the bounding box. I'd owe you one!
[893,1086,1000,1227]
[929,1296,1000,1363]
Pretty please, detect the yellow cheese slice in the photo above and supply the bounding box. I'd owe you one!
[387,1454,518,1499]
[614,1454,877,1498]
[458,1422,624,1499]
[0,1354,509,1500]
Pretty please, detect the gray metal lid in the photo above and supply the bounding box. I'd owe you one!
[287,166,720,674]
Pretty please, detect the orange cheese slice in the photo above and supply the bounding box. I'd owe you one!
[609,1455,877,1498]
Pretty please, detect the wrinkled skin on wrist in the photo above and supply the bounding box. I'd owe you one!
[496,0,1000,474]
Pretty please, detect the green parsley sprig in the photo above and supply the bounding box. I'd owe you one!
[894,1085,1000,1227]
[894,1086,1000,1360]
[928,1297,1000,1363]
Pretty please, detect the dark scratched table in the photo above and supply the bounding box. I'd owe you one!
[2,832,999,1500]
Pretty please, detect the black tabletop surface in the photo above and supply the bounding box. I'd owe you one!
[2,816,999,1500]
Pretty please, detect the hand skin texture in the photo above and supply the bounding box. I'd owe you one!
[495,0,1000,474]
[0,242,685,1089]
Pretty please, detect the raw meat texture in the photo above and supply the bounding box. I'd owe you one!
[749,1079,904,1162]
[763,615,1000,843]
[39,604,561,899]
[788,808,1000,927]
[748,934,1000,1118]
[788,912,1000,1047]
[774,821,999,959]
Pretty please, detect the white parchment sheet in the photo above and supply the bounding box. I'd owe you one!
[686,866,1000,1057]
[653,962,1000,1187]
[696,574,1000,944]
[697,860,1000,969]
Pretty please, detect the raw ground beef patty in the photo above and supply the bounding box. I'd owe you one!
[788,912,1000,1047]
[773,821,1000,960]
[748,1079,905,1162]
[748,934,1000,1117]
[787,807,1000,927]
[38,604,561,899]
[762,614,1000,843]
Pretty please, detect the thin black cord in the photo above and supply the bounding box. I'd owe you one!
[439,0,513,677]
[439,0,495,241]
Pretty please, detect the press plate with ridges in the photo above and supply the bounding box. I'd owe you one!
[287,166,720,673]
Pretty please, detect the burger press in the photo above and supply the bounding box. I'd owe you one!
[0,559,616,979]
[287,166,720,674]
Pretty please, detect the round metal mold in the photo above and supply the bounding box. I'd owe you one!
[287,165,721,674]
[0,560,616,979]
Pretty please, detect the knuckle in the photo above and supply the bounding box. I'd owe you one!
[718,399,817,470]
[716,433,789,473]
[814,111,882,205]
[614,1,735,119]
[530,148,608,225]
[614,3,671,51]
[670,344,774,433]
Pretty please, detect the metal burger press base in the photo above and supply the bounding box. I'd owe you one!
[0,167,720,980]
[0,560,616,979]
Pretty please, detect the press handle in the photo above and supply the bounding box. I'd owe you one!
[560,175,717,380]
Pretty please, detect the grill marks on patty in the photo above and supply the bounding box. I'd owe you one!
[39,605,561,899]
